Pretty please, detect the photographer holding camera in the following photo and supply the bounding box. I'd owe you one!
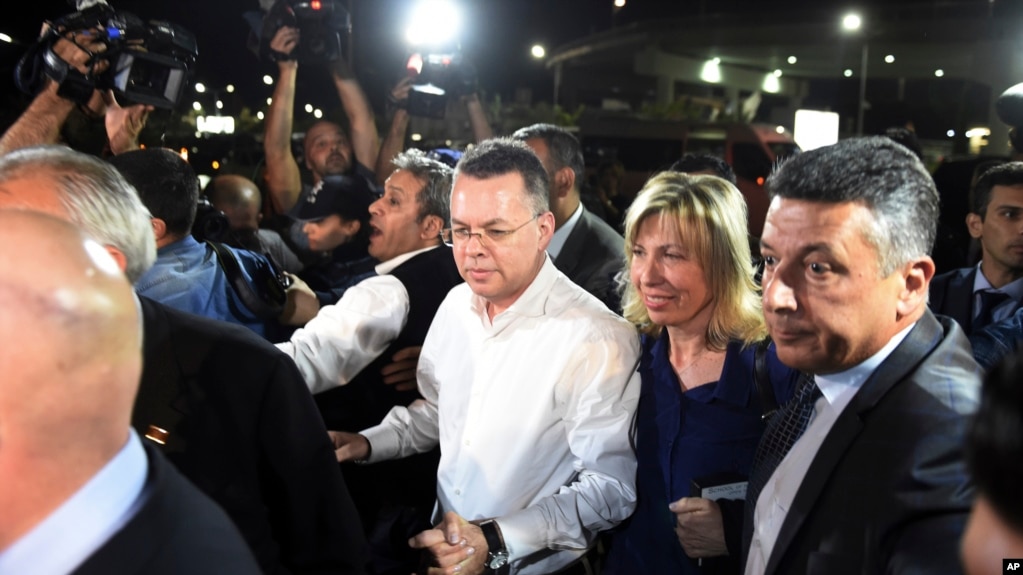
[374,59,493,185]
[0,18,154,156]
[262,19,380,258]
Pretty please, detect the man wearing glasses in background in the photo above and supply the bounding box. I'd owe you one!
[332,138,641,575]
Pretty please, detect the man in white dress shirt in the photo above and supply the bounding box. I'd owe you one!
[333,138,641,575]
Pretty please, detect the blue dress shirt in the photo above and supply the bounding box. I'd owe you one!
[135,236,273,337]
[604,334,800,574]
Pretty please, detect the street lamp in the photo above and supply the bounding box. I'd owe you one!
[842,11,868,136]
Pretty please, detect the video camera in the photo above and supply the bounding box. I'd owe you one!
[404,50,478,119]
[14,1,198,110]
[259,0,351,65]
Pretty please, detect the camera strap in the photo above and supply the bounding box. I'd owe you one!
[42,46,96,105]
[208,241,287,321]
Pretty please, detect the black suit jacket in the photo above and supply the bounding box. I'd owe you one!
[553,207,625,311]
[134,296,369,575]
[929,266,977,331]
[753,311,980,575]
[73,443,260,575]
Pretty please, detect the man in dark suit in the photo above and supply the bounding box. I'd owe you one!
[746,137,980,574]
[0,145,370,575]
[512,124,625,311]
[930,162,1023,334]
[0,210,259,575]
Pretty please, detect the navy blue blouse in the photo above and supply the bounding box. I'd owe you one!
[604,333,800,574]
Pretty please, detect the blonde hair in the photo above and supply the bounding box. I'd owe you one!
[620,171,767,348]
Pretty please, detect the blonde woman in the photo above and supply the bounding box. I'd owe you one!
[604,171,800,575]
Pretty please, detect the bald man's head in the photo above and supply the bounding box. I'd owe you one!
[206,174,263,232]
[0,210,141,474]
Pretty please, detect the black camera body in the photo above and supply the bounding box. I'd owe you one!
[405,51,478,119]
[15,2,197,109]
[260,0,351,65]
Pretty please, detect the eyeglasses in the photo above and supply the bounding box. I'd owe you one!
[442,215,539,247]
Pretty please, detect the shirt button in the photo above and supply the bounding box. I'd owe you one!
[464,440,471,446]
[455,489,461,495]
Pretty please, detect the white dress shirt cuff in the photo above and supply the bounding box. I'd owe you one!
[360,421,402,463]
[494,506,547,563]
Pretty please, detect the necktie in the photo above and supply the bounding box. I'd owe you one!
[744,373,821,544]
[975,290,1011,331]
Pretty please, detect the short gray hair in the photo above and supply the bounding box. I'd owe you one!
[765,136,938,277]
[454,138,550,216]
[0,145,156,282]
[391,148,453,224]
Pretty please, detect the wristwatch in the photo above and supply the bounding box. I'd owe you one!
[479,519,509,571]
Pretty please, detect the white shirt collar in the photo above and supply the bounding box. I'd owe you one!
[973,262,1023,300]
[814,321,916,407]
[374,244,442,276]
[547,203,584,260]
[470,254,557,326]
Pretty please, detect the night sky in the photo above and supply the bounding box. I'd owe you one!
[0,0,1014,138]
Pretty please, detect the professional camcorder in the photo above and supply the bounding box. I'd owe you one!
[14,1,198,109]
[260,0,351,65]
[404,50,478,119]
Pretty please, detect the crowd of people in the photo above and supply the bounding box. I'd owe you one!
[3,11,1023,575]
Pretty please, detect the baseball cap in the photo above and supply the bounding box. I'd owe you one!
[296,174,377,223]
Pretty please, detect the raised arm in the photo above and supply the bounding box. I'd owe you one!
[0,30,101,154]
[374,76,412,184]
[463,93,493,143]
[262,26,304,214]
[329,56,379,173]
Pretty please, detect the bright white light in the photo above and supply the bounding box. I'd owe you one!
[884,54,895,64]
[194,82,206,93]
[965,127,991,138]
[614,0,626,7]
[794,109,840,151]
[763,73,780,94]
[935,69,945,77]
[266,97,273,105]
[314,109,323,118]
[406,0,461,47]
[263,75,274,86]
[947,129,956,137]
[197,116,236,135]
[700,58,722,83]
[226,84,235,93]
[773,69,783,77]
[775,126,785,134]
[215,100,223,110]
[787,55,797,64]
[304,103,313,113]
[411,133,424,142]
[192,101,202,111]
[842,13,862,31]
[531,44,546,59]
[0,33,11,43]
[257,111,265,120]
[843,69,854,77]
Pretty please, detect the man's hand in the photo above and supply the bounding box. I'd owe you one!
[279,273,319,326]
[380,345,421,391]
[409,511,485,575]
[387,75,413,109]
[269,26,300,68]
[670,497,728,558]
[103,91,153,154]
[327,430,369,463]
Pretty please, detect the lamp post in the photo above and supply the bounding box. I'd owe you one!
[842,12,867,136]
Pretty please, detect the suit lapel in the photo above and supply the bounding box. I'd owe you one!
[946,268,976,332]
[134,297,192,453]
[764,311,945,573]
[553,208,591,276]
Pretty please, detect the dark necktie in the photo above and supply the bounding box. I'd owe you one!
[743,373,821,550]
[975,290,1011,331]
